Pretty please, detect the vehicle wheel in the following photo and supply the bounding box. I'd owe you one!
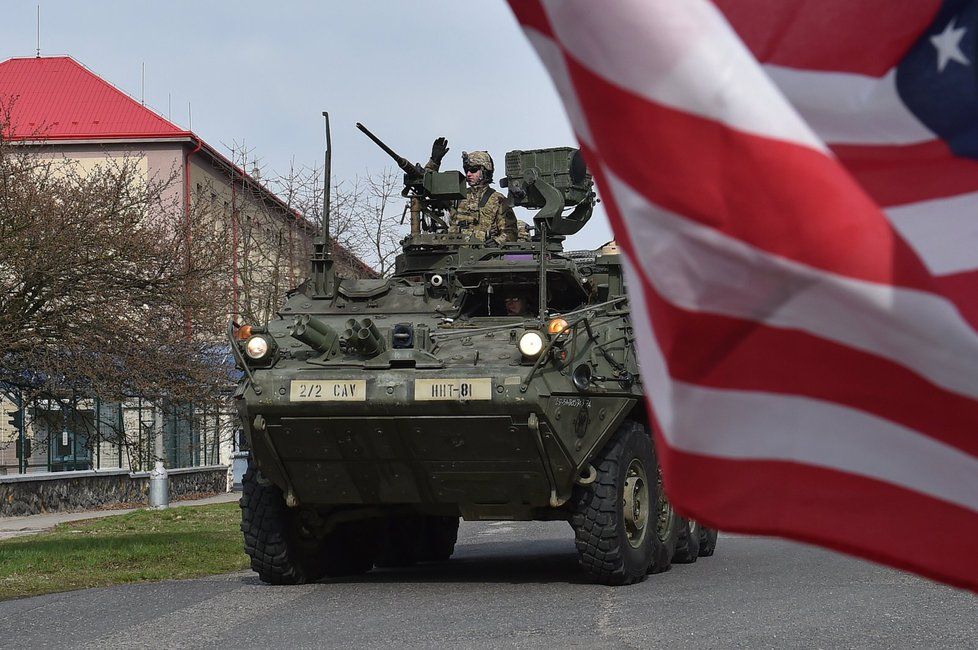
[698,527,719,557]
[419,515,459,562]
[240,466,328,584]
[648,459,681,574]
[375,516,426,568]
[321,519,381,577]
[570,420,657,586]
[672,518,700,564]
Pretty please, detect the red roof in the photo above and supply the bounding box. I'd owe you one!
[0,56,189,141]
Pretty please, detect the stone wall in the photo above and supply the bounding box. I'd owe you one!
[0,466,229,517]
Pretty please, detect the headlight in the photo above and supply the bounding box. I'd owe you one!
[547,318,569,335]
[245,335,271,360]
[518,331,545,358]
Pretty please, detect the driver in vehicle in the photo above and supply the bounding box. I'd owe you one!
[505,293,530,317]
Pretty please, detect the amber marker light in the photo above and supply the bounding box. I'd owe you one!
[237,324,254,340]
[548,318,569,335]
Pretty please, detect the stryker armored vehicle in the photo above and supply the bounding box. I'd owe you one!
[230,117,718,586]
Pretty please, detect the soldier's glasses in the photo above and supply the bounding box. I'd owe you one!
[464,165,481,173]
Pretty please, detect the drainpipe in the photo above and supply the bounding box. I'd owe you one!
[231,175,239,321]
[183,138,203,339]
[288,212,296,288]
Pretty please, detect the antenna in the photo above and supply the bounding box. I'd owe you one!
[167,93,171,120]
[188,101,192,130]
[322,111,332,250]
[35,5,40,57]
[308,112,335,297]
[140,62,145,105]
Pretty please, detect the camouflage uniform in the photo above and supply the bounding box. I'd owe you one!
[427,150,518,244]
[450,184,518,243]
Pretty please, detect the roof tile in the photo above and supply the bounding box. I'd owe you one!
[0,56,188,140]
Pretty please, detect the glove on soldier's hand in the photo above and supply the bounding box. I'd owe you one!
[430,137,449,165]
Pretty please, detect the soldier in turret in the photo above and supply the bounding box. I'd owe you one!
[426,137,518,243]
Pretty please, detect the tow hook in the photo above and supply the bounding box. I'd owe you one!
[576,464,598,486]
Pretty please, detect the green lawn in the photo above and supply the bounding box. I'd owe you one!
[0,502,250,601]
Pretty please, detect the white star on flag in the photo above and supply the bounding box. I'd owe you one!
[930,18,970,72]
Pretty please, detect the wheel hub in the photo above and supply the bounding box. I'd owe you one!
[623,459,650,548]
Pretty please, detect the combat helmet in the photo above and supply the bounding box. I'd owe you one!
[462,150,494,183]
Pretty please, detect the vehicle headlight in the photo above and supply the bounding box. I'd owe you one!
[518,331,545,358]
[245,335,271,360]
[547,318,569,335]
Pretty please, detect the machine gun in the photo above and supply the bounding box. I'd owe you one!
[356,123,466,234]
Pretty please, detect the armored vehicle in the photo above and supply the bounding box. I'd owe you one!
[231,118,718,586]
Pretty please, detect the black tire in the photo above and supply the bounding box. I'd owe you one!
[321,519,380,577]
[241,467,377,583]
[570,420,658,586]
[698,527,719,557]
[419,516,459,562]
[240,466,326,584]
[648,458,681,574]
[375,516,425,568]
[376,515,459,567]
[672,517,701,564]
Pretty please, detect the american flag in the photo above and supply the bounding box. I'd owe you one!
[509,0,978,591]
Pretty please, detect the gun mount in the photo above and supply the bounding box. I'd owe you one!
[356,122,466,234]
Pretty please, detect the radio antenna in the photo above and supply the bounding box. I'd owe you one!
[310,112,335,297]
[322,111,331,249]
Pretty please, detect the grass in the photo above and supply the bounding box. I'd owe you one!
[0,502,250,601]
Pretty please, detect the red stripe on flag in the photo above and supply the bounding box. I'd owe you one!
[712,0,942,76]
[566,58,936,293]
[507,0,555,39]
[934,270,978,329]
[659,443,978,592]
[832,140,978,207]
[636,270,978,457]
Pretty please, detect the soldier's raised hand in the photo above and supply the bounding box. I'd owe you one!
[430,137,449,165]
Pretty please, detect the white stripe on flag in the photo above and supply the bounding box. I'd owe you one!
[605,168,978,399]
[621,246,978,515]
[764,65,935,145]
[538,0,825,152]
[886,192,978,276]
[665,381,978,513]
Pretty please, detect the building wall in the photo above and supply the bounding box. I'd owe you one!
[32,141,185,211]
[7,139,371,473]
[187,153,313,325]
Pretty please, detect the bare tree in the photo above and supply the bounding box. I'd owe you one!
[353,168,408,277]
[0,107,234,466]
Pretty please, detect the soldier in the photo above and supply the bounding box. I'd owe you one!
[504,292,530,317]
[426,138,518,243]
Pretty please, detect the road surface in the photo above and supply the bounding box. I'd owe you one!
[1,520,974,648]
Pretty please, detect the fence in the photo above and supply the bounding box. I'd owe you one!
[0,389,235,476]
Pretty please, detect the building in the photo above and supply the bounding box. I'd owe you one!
[0,55,373,474]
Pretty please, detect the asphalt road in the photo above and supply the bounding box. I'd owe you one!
[1,520,975,649]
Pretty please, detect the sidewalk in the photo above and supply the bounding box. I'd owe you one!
[0,492,241,541]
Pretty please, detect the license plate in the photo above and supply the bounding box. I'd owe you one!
[290,380,367,401]
[415,378,492,401]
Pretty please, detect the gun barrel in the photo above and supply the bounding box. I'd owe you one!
[356,122,422,178]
